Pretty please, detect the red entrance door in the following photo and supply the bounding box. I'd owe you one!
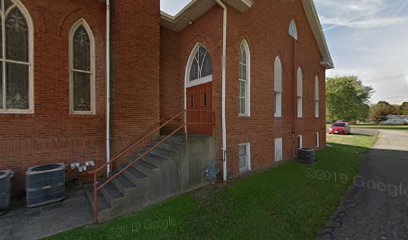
[186,82,213,135]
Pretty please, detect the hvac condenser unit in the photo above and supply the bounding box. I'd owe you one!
[26,163,65,207]
[0,170,13,211]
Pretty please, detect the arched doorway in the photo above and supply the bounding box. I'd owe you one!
[185,43,213,136]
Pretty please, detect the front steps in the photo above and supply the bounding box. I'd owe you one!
[84,135,215,223]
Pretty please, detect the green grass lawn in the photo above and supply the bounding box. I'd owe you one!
[50,134,377,240]
[350,124,408,131]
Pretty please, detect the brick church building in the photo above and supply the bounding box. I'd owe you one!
[0,0,332,195]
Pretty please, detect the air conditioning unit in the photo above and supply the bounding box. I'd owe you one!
[0,170,13,212]
[26,163,65,208]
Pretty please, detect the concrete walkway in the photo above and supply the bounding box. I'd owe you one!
[318,130,408,240]
[0,188,92,240]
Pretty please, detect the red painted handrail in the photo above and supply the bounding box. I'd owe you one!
[91,109,213,223]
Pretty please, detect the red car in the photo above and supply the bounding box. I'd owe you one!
[329,122,351,135]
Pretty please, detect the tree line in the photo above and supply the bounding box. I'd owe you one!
[326,76,407,124]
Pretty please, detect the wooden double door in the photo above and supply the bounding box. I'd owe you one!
[186,82,213,136]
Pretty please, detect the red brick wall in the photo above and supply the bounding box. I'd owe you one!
[160,0,327,177]
[0,0,106,195]
[111,0,161,153]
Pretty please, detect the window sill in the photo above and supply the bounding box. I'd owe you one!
[239,169,251,174]
[0,111,34,115]
[238,114,251,119]
[70,111,96,116]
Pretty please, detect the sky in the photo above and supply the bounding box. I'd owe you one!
[160,0,408,104]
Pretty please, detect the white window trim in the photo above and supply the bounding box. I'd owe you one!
[239,142,251,173]
[69,19,96,115]
[239,40,251,117]
[275,138,283,162]
[274,56,282,118]
[185,43,213,89]
[316,132,320,148]
[0,0,34,114]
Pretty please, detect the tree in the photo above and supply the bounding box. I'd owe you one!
[399,102,408,115]
[326,76,373,122]
[369,101,399,123]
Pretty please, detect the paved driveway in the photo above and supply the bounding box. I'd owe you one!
[318,130,408,240]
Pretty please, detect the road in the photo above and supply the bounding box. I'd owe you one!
[318,130,408,240]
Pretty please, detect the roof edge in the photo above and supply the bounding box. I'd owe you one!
[302,0,334,69]
[160,0,252,32]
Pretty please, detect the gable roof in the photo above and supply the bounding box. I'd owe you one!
[160,0,253,32]
[160,0,333,69]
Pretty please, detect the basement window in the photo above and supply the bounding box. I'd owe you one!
[239,143,251,173]
[297,135,303,149]
[275,138,283,162]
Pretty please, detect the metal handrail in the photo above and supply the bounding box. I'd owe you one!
[91,109,214,223]
[90,114,182,175]
[91,110,186,223]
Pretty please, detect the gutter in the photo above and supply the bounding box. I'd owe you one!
[106,0,111,177]
[214,0,228,182]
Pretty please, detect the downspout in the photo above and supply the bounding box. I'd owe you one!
[214,0,228,182]
[292,38,297,156]
[106,0,111,177]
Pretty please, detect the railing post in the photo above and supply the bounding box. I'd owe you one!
[93,173,98,224]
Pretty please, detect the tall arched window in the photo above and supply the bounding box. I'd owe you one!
[289,19,298,40]
[0,0,33,113]
[186,43,212,88]
[239,40,250,116]
[315,75,320,118]
[297,67,303,118]
[70,19,95,114]
[274,57,282,117]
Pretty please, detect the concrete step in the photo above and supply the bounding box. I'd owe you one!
[152,147,178,160]
[103,182,124,204]
[113,174,136,193]
[84,185,111,212]
[126,165,148,180]
[161,140,184,149]
[84,135,215,223]
[137,159,158,170]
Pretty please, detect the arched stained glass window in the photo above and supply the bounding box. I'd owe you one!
[70,20,95,114]
[239,40,250,116]
[297,67,303,118]
[0,0,33,113]
[189,44,212,82]
[315,75,320,118]
[274,56,282,117]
